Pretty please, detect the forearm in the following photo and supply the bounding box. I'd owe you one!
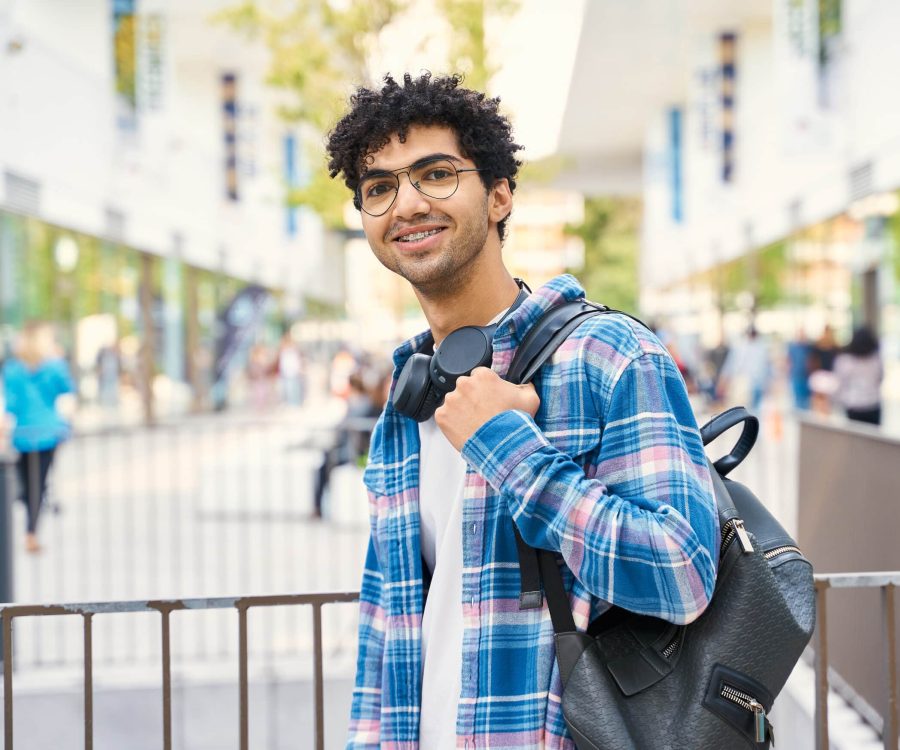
[463,409,718,625]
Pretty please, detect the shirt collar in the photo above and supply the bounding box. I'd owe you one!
[493,273,586,350]
[388,273,586,377]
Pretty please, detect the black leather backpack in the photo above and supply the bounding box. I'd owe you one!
[507,298,816,749]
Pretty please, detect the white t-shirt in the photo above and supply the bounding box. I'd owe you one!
[418,306,512,748]
[418,414,468,749]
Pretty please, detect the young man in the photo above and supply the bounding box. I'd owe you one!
[327,73,718,750]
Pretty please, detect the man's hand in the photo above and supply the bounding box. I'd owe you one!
[435,367,540,452]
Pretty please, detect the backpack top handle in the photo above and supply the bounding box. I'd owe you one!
[699,406,759,477]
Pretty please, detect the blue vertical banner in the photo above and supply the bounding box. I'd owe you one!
[668,107,683,223]
[222,73,239,201]
[719,32,737,183]
[111,0,137,131]
[284,132,299,237]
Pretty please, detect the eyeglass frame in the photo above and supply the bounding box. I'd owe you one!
[354,154,486,216]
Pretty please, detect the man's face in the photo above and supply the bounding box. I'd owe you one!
[359,125,499,296]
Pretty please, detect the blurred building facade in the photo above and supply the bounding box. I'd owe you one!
[556,0,900,373]
[0,0,338,419]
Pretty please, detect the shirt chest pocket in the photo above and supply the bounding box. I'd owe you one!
[363,464,414,565]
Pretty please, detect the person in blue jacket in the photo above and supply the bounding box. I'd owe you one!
[2,321,74,553]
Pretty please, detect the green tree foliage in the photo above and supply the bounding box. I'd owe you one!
[887,194,900,284]
[217,0,518,228]
[708,240,793,311]
[564,197,640,312]
[434,0,519,92]
[216,0,405,227]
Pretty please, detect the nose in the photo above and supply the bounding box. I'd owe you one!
[391,171,430,219]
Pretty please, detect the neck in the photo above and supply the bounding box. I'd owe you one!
[416,255,521,346]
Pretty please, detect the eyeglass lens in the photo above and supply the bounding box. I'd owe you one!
[359,159,459,215]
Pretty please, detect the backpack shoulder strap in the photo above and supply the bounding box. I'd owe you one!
[507,298,613,613]
[506,299,653,385]
[507,298,655,617]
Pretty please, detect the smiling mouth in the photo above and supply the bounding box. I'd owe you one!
[395,228,445,243]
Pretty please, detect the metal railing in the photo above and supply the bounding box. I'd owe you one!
[814,572,900,750]
[0,591,359,750]
[3,575,899,748]
[0,410,370,673]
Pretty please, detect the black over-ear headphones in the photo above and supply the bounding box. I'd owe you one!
[392,281,531,422]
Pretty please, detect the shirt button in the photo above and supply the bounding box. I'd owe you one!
[472,523,477,534]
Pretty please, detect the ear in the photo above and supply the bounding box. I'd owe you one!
[488,178,513,226]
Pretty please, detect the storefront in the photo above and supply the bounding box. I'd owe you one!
[0,211,287,422]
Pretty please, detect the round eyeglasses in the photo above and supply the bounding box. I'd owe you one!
[356,157,484,217]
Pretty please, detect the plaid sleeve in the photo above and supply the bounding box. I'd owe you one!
[462,351,718,625]
[346,529,386,749]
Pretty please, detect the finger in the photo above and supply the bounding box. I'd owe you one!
[470,366,496,380]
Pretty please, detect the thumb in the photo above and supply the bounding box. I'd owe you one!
[516,382,540,414]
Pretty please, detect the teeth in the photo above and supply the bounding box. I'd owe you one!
[398,229,442,242]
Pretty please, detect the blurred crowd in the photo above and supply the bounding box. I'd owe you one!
[0,313,888,550]
[658,322,885,427]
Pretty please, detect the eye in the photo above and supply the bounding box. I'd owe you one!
[422,166,454,182]
[363,179,395,199]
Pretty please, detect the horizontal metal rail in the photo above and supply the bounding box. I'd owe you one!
[814,572,900,750]
[0,413,370,673]
[0,591,360,750]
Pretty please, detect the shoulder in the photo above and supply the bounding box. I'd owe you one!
[2,360,25,380]
[569,311,668,378]
[43,358,71,376]
[546,311,674,417]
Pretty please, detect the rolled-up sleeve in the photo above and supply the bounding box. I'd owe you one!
[462,349,718,625]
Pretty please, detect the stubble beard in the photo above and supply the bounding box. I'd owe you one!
[385,199,491,299]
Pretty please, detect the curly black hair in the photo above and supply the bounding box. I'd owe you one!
[326,72,523,241]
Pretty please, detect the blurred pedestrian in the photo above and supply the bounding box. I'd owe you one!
[718,326,772,413]
[664,338,696,394]
[329,347,357,399]
[833,325,883,426]
[786,329,812,410]
[696,341,730,408]
[246,343,276,410]
[96,341,120,408]
[1,321,75,553]
[277,332,305,406]
[312,371,384,519]
[808,324,838,415]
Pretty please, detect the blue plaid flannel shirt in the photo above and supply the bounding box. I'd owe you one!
[348,274,719,749]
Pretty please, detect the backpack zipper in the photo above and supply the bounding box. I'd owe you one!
[720,518,753,555]
[720,682,768,742]
[661,635,679,659]
[764,544,801,561]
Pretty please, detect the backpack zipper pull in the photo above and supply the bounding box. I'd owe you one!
[749,699,766,742]
[734,519,753,553]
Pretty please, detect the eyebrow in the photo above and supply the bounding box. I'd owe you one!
[362,153,464,178]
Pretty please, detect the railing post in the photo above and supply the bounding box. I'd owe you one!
[883,584,898,750]
[0,453,14,715]
[814,578,830,750]
[3,610,13,750]
[313,602,324,750]
[0,454,15,606]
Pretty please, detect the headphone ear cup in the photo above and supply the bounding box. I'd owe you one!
[392,353,433,420]
[415,381,446,423]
